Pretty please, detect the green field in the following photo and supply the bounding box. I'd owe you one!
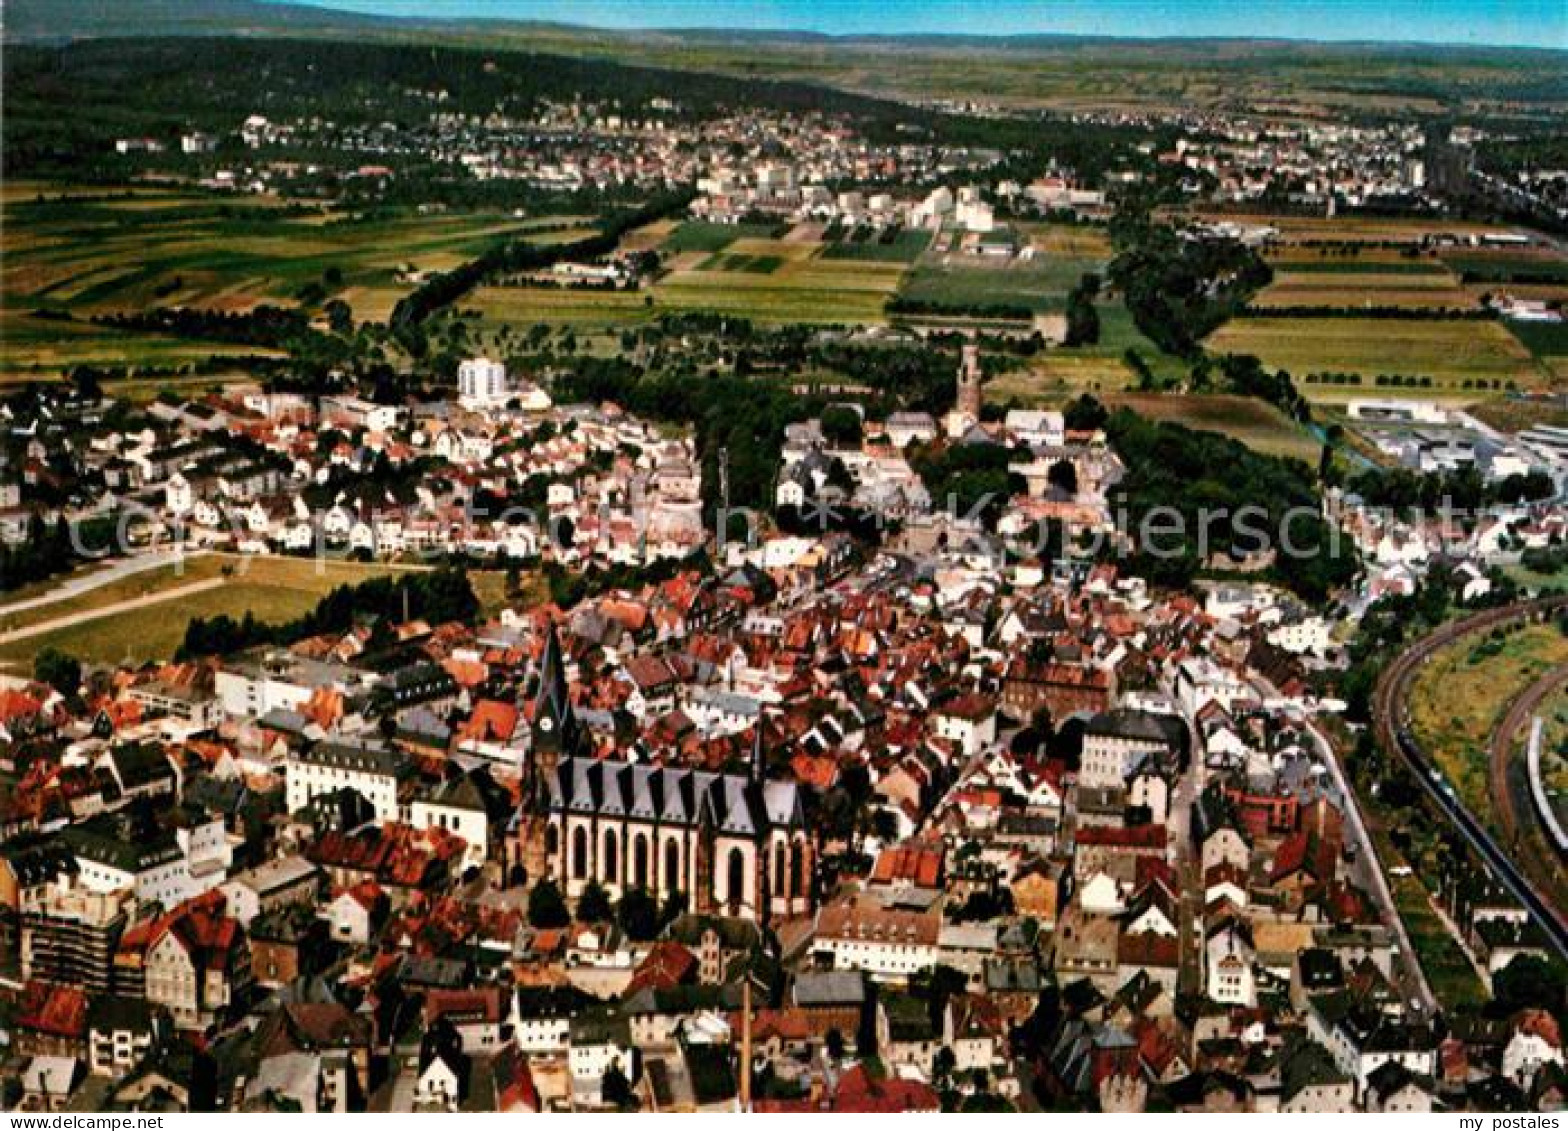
[985,301,1188,400]
[647,234,904,325]
[1103,393,1319,461]
[1409,622,1568,829]
[660,220,779,254]
[1206,316,1543,392]
[1441,252,1568,285]
[0,555,511,668]
[699,252,785,274]
[1,305,284,383]
[1,188,585,376]
[1508,320,1568,360]
[1268,258,1453,276]
[468,286,655,327]
[821,229,932,263]
[1254,263,1476,311]
[897,255,1102,315]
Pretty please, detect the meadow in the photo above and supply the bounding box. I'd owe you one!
[648,234,904,324]
[1206,316,1542,392]
[1186,210,1519,244]
[1,187,580,375]
[1099,393,1319,462]
[896,253,1104,315]
[0,554,510,668]
[820,228,932,263]
[1252,261,1477,311]
[1409,622,1568,839]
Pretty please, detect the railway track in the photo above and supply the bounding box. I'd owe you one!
[1373,596,1568,962]
[1490,664,1568,866]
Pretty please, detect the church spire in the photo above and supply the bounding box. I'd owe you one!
[530,620,581,762]
[751,715,766,783]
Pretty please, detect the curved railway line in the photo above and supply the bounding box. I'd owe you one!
[1373,596,1568,962]
[1491,664,1568,864]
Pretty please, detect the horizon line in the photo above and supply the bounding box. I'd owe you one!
[270,0,1567,54]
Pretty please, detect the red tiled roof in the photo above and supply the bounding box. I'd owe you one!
[1077,824,1167,850]
[870,843,945,888]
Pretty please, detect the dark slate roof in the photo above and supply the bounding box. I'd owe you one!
[549,756,804,836]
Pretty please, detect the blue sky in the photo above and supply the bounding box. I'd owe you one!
[291,0,1566,49]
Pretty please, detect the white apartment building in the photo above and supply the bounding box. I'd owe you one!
[458,357,510,408]
[286,741,412,823]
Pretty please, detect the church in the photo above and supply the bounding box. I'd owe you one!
[517,625,813,923]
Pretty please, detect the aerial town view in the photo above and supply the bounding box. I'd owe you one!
[1,0,1568,1116]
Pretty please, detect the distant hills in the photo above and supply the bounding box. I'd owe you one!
[8,0,1565,112]
[10,0,1560,55]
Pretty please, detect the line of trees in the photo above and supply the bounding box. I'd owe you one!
[176,564,478,659]
[390,188,694,327]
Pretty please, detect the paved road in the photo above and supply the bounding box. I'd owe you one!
[0,548,210,620]
[0,576,225,647]
[1245,661,1437,1014]
[1374,596,1568,962]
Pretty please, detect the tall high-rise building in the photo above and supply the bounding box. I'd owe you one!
[457,357,509,407]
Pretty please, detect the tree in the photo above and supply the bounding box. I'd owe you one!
[528,879,570,929]
[602,1062,637,1111]
[932,1046,957,1088]
[1063,273,1101,347]
[616,888,661,941]
[1492,954,1567,1019]
[820,405,863,447]
[34,647,81,696]
[1063,394,1107,433]
[1047,458,1078,496]
[825,1028,846,1060]
[577,880,612,923]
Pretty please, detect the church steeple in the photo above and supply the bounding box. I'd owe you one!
[531,621,580,758]
[751,719,766,783]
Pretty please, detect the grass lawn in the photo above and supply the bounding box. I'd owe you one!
[1408,621,1568,831]
[1206,316,1542,391]
[1102,393,1320,461]
[1391,867,1490,1010]
[1501,561,1568,595]
[1467,398,1568,434]
[0,555,505,667]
